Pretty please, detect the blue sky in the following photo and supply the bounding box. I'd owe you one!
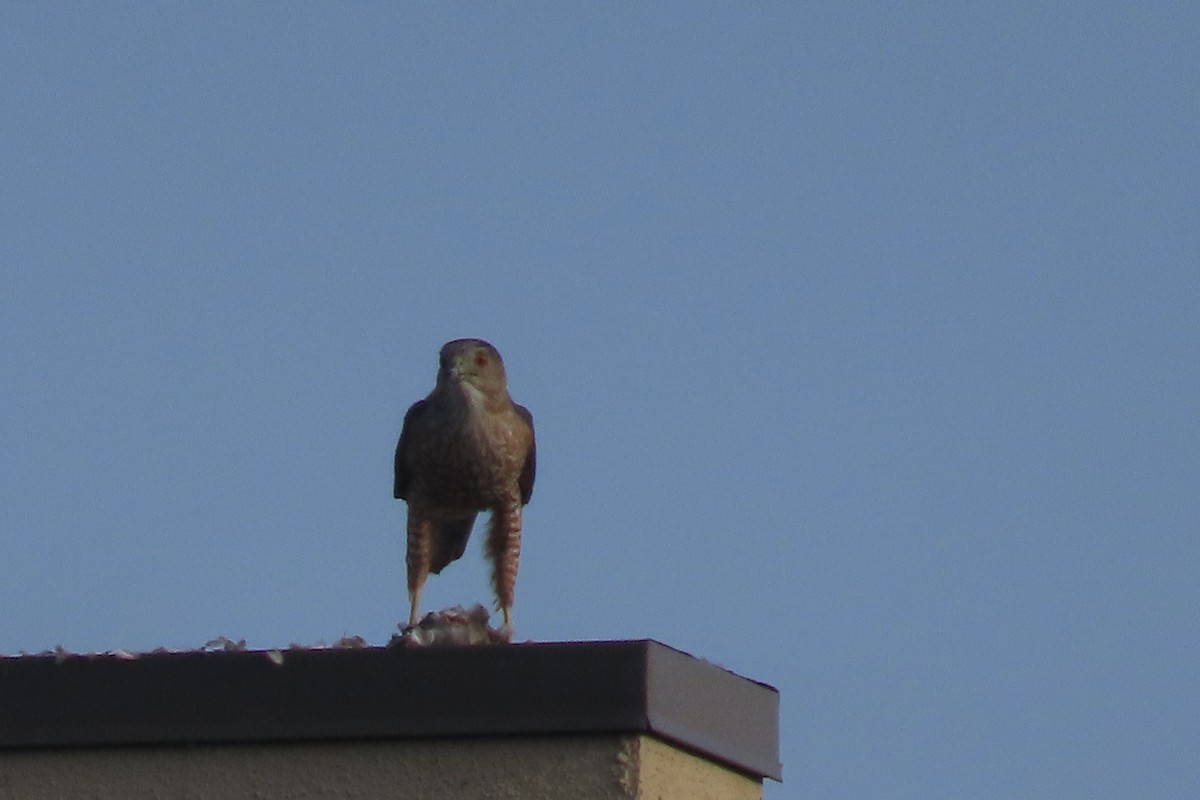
[2,4,1197,798]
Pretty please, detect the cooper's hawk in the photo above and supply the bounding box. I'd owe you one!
[393,339,536,637]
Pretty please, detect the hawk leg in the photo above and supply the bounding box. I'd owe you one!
[406,513,434,628]
[486,498,523,636]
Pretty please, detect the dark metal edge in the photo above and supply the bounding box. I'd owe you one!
[644,641,783,781]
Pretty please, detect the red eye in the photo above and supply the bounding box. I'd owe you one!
[475,353,488,367]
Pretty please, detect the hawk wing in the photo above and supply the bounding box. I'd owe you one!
[393,399,428,500]
[515,403,536,504]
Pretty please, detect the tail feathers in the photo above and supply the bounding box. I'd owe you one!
[430,514,477,574]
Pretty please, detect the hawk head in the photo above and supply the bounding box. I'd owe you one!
[437,338,509,398]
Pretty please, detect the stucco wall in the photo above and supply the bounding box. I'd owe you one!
[0,734,762,800]
[629,735,763,800]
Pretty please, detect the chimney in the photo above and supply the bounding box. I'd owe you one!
[0,640,780,799]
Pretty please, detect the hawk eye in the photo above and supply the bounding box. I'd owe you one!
[474,352,488,367]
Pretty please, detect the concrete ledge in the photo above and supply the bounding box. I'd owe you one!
[0,640,780,784]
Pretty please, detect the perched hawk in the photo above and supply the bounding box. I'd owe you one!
[393,339,536,637]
